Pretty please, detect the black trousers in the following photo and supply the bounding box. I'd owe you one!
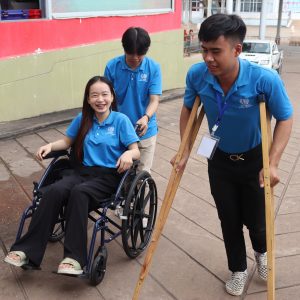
[208,145,266,272]
[11,166,122,268]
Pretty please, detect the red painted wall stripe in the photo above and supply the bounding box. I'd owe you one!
[0,2,181,59]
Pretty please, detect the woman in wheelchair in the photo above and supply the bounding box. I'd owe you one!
[4,76,140,275]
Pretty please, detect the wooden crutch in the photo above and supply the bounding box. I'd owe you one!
[258,94,275,300]
[132,96,205,300]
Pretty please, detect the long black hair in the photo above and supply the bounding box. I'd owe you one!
[73,76,116,162]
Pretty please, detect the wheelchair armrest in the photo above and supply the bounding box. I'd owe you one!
[112,159,140,202]
[43,150,69,159]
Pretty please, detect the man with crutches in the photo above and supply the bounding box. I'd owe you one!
[173,14,293,296]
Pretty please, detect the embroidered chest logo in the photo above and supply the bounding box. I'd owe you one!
[107,126,115,135]
[139,73,148,82]
[239,98,252,108]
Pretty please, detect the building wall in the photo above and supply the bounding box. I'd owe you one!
[0,29,198,122]
[0,0,200,122]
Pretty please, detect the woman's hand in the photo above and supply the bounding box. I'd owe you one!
[116,150,134,173]
[35,137,73,161]
[36,143,52,161]
[116,143,140,173]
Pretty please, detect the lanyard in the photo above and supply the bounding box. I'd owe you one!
[211,91,229,136]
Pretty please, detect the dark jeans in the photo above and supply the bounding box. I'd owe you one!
[208,145,266,272]
[11,166,122,267]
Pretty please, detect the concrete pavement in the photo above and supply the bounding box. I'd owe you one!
[0,47,300,299]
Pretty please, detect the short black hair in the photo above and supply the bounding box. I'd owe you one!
[122,27,151,56]
[198,14,246,43]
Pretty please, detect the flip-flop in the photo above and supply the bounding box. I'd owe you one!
[4,251,28,267]
[57,257,83,275]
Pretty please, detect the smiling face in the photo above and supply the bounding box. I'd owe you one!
[87,81,114,121]
[201,35,242,80]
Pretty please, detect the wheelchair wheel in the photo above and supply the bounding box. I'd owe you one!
[121,171,157,259]
[48,221,65,242]
[90,247,108,286]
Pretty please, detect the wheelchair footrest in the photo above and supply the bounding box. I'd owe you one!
[21,264,41,271]
[52,271,88,279]
[114,205,127,220]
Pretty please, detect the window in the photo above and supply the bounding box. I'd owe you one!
[51,0,174,19]
[242,42,270,54]
[1,0,174,21]
[240,0,262,12]
[0,0,43,20]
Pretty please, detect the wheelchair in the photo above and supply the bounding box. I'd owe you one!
[15,149,158,285]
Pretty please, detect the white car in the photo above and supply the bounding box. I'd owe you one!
[240,39,283,74]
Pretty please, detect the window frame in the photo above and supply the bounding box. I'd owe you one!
[240,0,262,13]
[47,0,175,19]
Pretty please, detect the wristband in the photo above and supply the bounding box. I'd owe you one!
[144,113,150,122]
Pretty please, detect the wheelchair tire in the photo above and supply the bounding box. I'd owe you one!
[121,171,157,259]
[48,222,65,242]
[90,247,108,286]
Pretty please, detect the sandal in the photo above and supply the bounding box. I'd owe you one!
[57,257,83,275]
[4,251,28,267]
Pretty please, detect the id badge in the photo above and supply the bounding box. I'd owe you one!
[197,134,220,160]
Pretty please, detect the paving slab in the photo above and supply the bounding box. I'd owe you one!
[275,212,300,235]
[155,143,177,162]
[246,285,300,300]
[180,172,216,206]
[162,206,250,284]
[248,254,300,294]
[278,196,300,214]
[4,242,106,300]
[185,160,209,180]
[158,128,181,143]
[157,135,181,152]
[94,239,175,300]
[0,139,44,197]
[0,173,31,243]
[0,249,26,300]
[0,139,42,179]
[276,168,289,185]
[16,133,52,169]
[137,237,234,300]
[284,183,300,198]
[275,232,300,257]
[151,155,173,181]
[172,189,220,236]
[289,171,300,185]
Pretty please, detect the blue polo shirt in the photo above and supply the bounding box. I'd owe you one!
[66,111,139,168]
[184,58,293,153]
[104,55,162,140]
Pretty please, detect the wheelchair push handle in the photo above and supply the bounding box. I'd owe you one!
[132,160,140,167]
[135,124,142,134]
